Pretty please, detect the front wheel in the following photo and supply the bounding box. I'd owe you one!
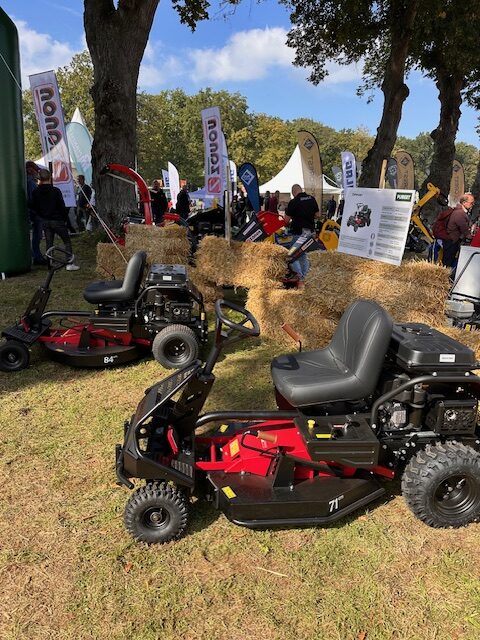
[124,481,189,544]
[152,324,199,369]
[0,340,30,372]
[402,442,480,528]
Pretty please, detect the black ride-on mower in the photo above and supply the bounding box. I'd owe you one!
[0,248,207,373]
[116,298,480,544]
[347,203,372,232]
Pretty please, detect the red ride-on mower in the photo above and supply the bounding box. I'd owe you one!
[347,203,372,232]
[0,248,207,373]
[116,299,480,544]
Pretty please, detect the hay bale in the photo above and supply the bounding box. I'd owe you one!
[195,236,288,289]
[303,253,450,326]
[125,224,190,265]
[189,268,223,304]
[96,243,131,279]
[246,287,337,349]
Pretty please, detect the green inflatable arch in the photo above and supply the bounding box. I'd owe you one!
[0,7,30,276]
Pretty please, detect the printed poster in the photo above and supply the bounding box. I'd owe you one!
[338,188,415,266]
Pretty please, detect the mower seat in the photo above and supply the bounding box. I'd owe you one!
[83,251,147,304]
[271,299,393,407]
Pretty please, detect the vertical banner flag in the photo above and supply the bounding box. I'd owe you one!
[65,121,93,186]
[297,130,323,207]
[341,151,357,189]
[229,160,237,195]
[161,169,169,189]
[332,165,343,189]
[168,162,180,208]
[238,162,260,213]
[202,107,227,204]
[394,150,415,190]
[29,71,76,206]
[386,157,398,189]
[449,159,465,206]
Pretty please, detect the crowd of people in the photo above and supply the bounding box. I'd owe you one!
[26,160,94,270]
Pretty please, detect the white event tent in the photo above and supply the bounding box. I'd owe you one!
[259,145,341,199]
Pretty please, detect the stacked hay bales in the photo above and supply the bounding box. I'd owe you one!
[194,236,288,290]
[96,243,131,279]
[247,252,453,349]
[125,224,190,265]
[95,224,190,280]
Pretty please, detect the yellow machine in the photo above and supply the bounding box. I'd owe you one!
[318,219,341,251]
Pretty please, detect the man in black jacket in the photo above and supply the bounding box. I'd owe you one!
[176,184,191,220]
[31,169,80,271]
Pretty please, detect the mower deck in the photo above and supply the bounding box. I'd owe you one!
[209,471,385,528]
[43,341,143,367]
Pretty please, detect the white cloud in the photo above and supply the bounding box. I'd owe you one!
[141,27,363,89]
[13,18,79,87]
[188,27,293,83]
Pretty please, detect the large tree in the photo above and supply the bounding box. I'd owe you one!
[286,0,424,188]
[84,0,159,228]
[415,2,480,210]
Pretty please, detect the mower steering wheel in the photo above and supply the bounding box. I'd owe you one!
[215,300,260,337]
[45,246,73,267]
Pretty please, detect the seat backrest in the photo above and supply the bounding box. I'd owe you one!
[122,250,147,299]
[329,299,393,395]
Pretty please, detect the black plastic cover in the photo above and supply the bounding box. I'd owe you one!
[146,264,187,286]
[389,323,476,371]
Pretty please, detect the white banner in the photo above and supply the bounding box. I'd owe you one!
[202,107,225,201]
[29,70,76,206]
[229,160,237,195]
[341,151,357,190]
[338,188,415,266]
[168,161,180,208]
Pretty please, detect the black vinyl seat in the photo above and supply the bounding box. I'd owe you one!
[271,299,393,408]
[83,251,147,304]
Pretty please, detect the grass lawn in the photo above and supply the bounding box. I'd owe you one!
[1,234,479,640]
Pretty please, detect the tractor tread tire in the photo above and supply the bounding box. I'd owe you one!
[124,481,189,544]
[401,442,480,528]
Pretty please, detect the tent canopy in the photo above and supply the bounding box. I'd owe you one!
[259,145,341,197]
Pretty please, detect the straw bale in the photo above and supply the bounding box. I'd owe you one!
[189,268,223,304]
[125,224,190,264]
[194,236,288,289]
[96,243,132,279]
[246,287,337,349]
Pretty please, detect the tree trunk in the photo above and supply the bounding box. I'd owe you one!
[419,68,464,222]
[359,1,419,188]
[84,0,159,229]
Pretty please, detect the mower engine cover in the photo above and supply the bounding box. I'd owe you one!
[389,323,476,372]
[146,264,188,287]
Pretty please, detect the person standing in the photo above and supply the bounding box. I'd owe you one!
[31,168,80,271]
[279,184,320,280]
[176,184,191,220]
[150,179,168,224]
[326,196,337,218]
[263,190,271,211]
[268,190,280,213]
[442,193,475,268]
[76,174,93,231]
[26,160,47,265]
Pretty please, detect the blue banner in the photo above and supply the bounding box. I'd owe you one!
[238,162,260,213]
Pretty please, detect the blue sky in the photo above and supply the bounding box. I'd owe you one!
[3,0,479,147]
